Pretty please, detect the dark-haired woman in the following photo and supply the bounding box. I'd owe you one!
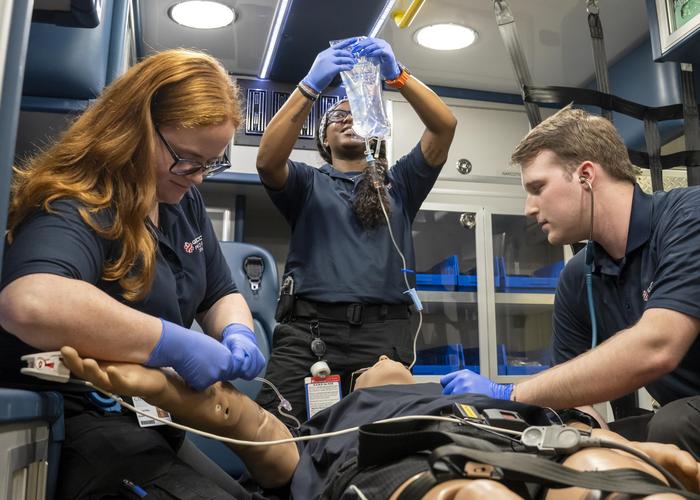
[255,37,456,421]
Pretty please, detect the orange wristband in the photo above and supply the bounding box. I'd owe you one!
[385,65,410,90]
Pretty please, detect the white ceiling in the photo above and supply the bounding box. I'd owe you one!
[140,0,650,94]
[379,0,650,93]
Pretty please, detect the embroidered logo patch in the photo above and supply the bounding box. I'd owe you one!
[642,281,655,302]
[183,235,204,254]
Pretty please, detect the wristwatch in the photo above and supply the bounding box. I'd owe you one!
[385,63,410,90]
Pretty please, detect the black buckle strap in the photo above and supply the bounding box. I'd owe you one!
[293,299,409,325]
[357,419,700,500]
[346,303,364,325]
[428,444,700,499]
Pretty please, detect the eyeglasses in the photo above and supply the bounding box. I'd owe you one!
[326,108,352,124]
[349,366,370,392]
[155,126,231,178]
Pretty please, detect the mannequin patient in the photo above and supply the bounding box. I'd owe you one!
[60,347,700,499]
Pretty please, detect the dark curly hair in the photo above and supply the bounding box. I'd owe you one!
[316,108,391,230]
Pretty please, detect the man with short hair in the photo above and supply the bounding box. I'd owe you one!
[441,105,700,459]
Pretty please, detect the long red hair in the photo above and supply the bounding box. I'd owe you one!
[8,49,242,300]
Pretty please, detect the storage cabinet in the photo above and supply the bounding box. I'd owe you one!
[411,204,569,382]
[389,97,530,182]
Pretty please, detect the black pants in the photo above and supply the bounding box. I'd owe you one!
[255,316,413,423]
[609,395,700,461]
[57,405,266,500]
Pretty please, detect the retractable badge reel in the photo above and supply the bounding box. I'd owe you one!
[304,320,341,420]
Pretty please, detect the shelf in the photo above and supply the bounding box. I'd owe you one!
[417,290,554,305]
[495,293,554,305]
[417,291,478,303]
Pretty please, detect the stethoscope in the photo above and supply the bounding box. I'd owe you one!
[579,175,598,349]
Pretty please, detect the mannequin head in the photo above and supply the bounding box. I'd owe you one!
[351,355,414,391]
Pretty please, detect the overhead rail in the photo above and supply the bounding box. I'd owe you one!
[493,0,541,127]
[494,0,700,192]
[586,0,612,122]
[392,0,426,29]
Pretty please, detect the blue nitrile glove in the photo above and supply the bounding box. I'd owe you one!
[146,319,239,391]
[220,323,266,380]
[351,37,400,80]
[440,369,514,400]
[302,38,357,93]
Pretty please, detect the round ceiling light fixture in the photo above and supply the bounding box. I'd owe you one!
[168,1,235,29]
[414,23,477,51]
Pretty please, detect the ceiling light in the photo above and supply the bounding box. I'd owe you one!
[369,0,397,38]
[414,23,477,51]
[259,0,291,79]
[169,1,235,30]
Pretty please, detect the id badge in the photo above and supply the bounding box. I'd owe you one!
[304,375,341,420]
[132,396,173,428]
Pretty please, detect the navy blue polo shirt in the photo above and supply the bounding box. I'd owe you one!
[266,143,441,304]
[553,184,700,405]
[0,188,237,389]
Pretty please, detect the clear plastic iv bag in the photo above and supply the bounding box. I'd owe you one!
[330,37,391,139]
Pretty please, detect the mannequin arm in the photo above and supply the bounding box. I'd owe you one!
[60,346,299,488]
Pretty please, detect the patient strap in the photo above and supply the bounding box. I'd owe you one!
[493,0,700,191]
[355,421,700,500]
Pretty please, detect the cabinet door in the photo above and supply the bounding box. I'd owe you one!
[389,100,530,181]
[412,208,484,377]
[487,213,565,380]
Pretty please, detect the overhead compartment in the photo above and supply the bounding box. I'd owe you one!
[388,96,530,182]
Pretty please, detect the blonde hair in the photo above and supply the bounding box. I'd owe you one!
[511,105,636,183]
[8,49,242,301]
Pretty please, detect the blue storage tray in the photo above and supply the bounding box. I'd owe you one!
[413,364,459,375]
[505,364,550,375]
[416,273,458,290]
[457,274,477,290]
[458,256,505,291]
[502,275,559,291]
[500,346,551,376]
[416,255,459,291]
[413,344,464,375]
[502,260,563,292]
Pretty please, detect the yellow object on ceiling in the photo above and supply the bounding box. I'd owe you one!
[392,0,426,29]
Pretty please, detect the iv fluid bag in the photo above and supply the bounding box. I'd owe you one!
[330,38,391,139]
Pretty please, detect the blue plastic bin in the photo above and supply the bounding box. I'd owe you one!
[416,255,459,291]
[413,344,465,375]
[502,347,552,375]
[458,256,505,291]
[503,260,564,292]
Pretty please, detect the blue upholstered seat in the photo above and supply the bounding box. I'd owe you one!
[186,241,279,479]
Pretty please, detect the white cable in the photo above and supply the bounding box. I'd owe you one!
[347,485,369,500]
[87,382,500,447]
[369,141,423,370]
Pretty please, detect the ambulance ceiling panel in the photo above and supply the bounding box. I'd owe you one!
[137,0,649,94]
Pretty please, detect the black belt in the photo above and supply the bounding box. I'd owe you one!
[293,299,410,325]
